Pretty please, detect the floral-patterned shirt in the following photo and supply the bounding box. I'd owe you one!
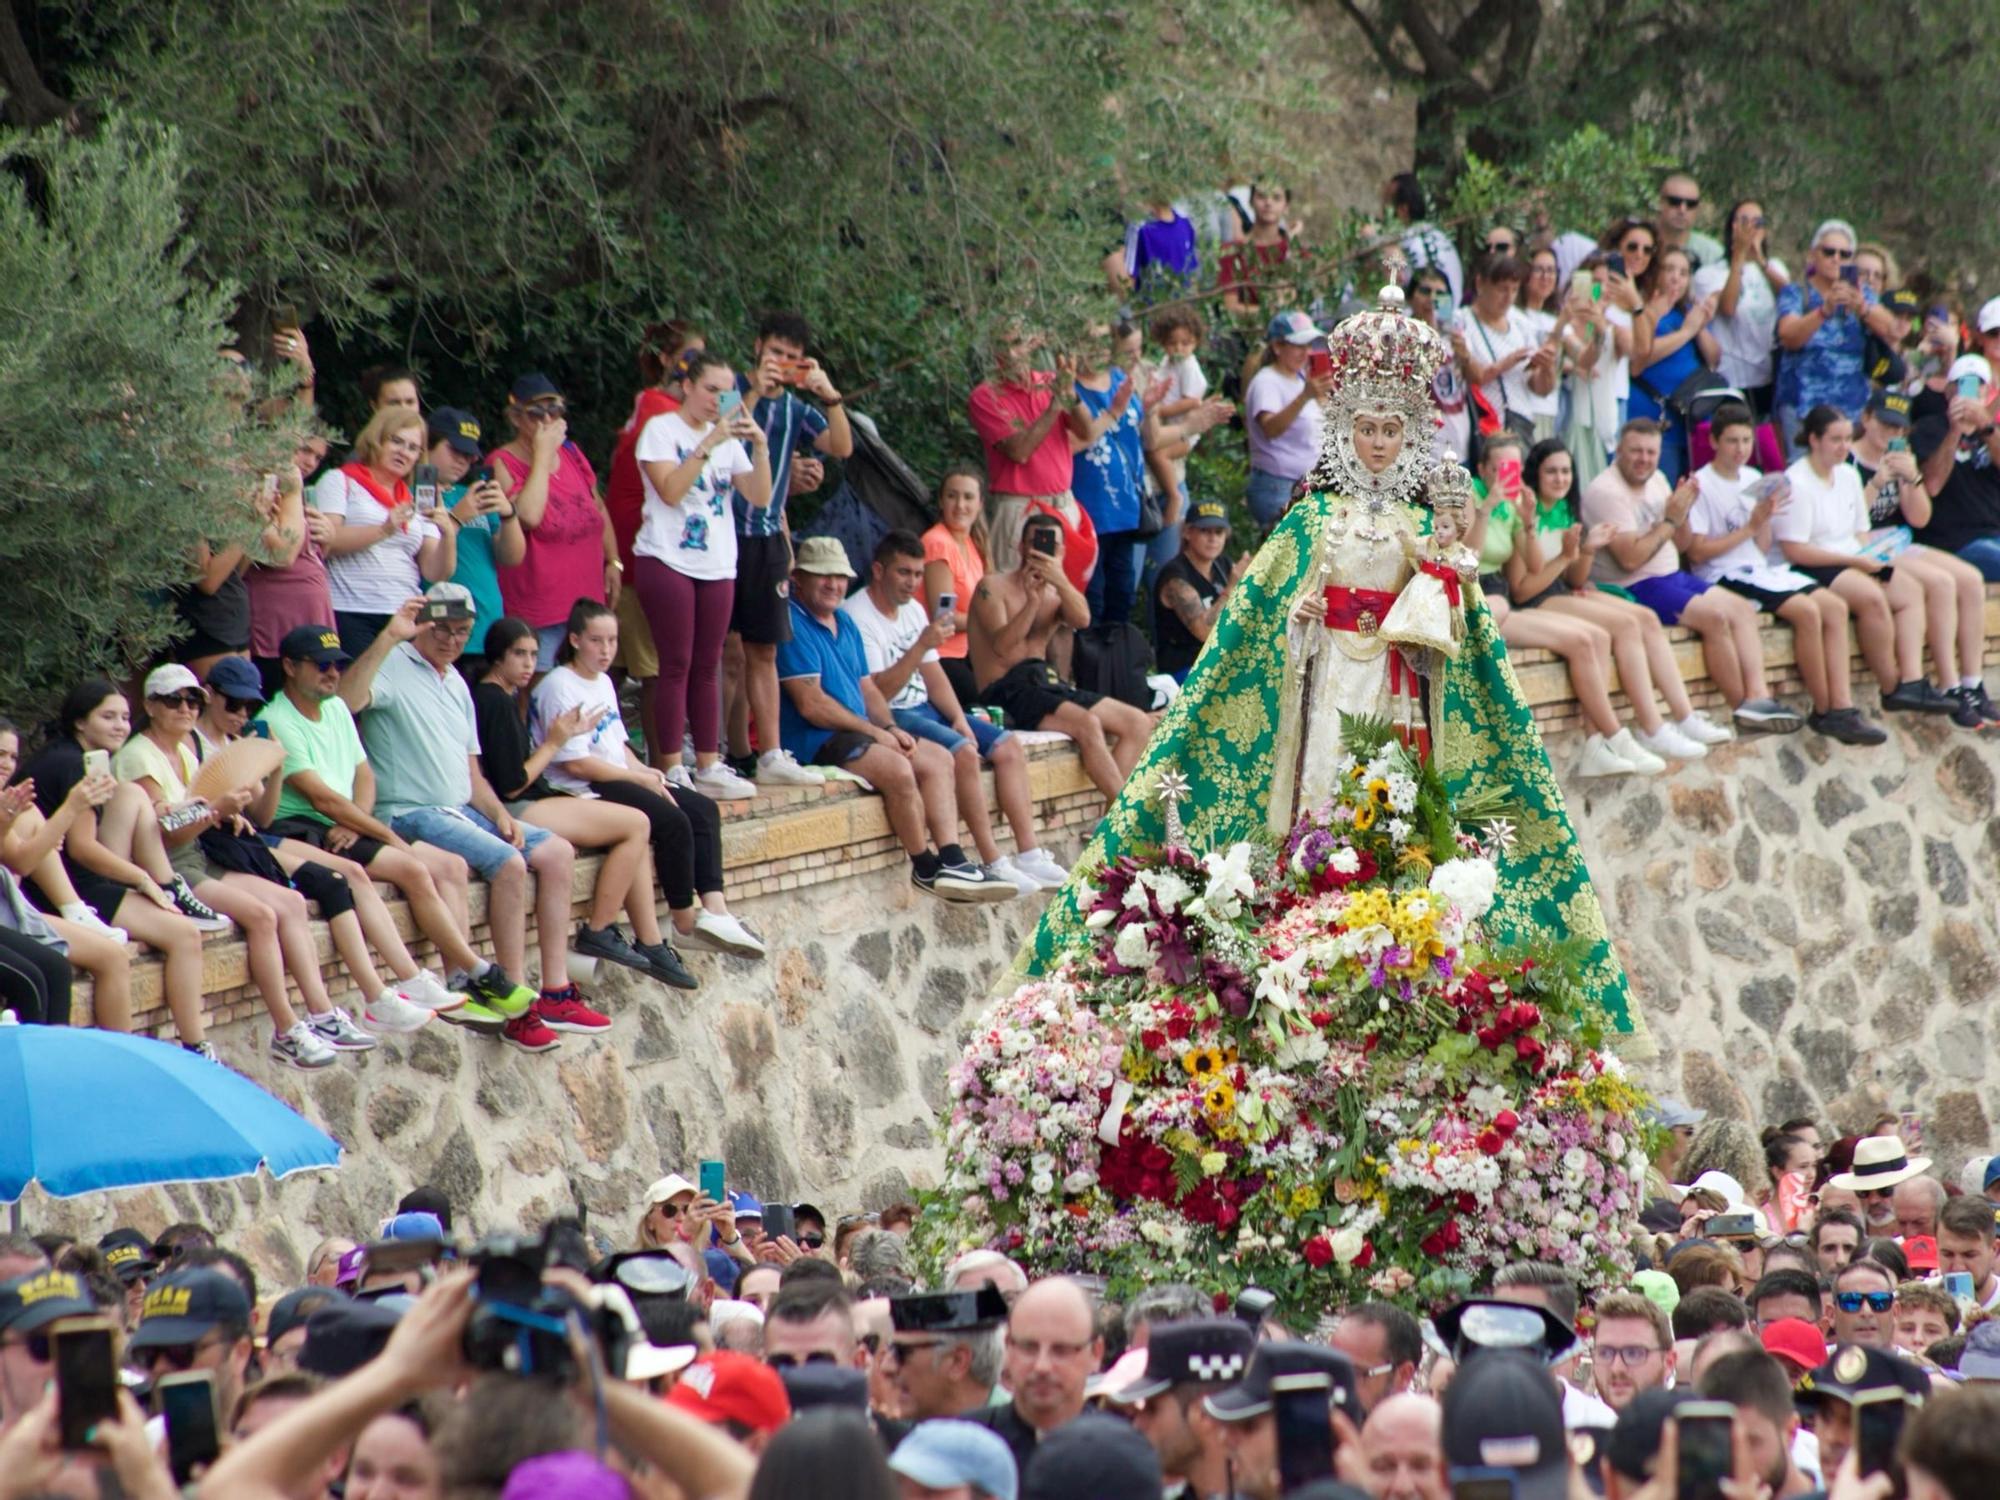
[1774,281,1876,419]
[1070,370,1147,536]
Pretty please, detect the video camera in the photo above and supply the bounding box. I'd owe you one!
[462,1222,636,1381]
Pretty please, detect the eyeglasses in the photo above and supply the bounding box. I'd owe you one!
[146,1335,222,1372]
[1595,1345,1664,1367]
[1485,240,1514,254]
[1,1332,51,1362]
[223,697,260,715]
[1820,246,1857,260]
[765,1351,837,1369]
[1835,1291,1896,1314]
[154,692,205,709]
[429,622,475,640]
[1662,193,1700,209]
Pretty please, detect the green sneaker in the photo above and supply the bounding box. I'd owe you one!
[439,998,508,1034]
[467,968,535,1019]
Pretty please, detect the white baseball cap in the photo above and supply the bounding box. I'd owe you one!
[1976,296,2000,334]
[142,663,206,701]
[1947,354,1993,387]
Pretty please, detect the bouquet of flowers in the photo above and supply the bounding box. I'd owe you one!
[923,720,1651,1317]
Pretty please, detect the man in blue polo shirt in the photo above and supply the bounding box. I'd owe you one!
[776,538,1008,904]
[727,311,856,790]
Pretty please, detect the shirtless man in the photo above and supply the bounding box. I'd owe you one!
[969,517,1156,803]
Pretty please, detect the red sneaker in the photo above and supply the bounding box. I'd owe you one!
[536,986,612,1034]
[501,1010,562,1053]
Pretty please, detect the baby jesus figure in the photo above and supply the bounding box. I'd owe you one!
[1381,463,1481,660]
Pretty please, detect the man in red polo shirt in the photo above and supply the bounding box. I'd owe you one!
[968,323,1104,582]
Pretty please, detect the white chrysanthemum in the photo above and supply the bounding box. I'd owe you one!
[1386,773,1419,813]
[1428,858,1498,920]
[1331,846,1360,874]
[1113,923,1154,969]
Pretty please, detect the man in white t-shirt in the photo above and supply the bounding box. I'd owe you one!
[841,532,1068,896]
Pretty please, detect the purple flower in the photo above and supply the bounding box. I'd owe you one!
[1156,921,1198,985]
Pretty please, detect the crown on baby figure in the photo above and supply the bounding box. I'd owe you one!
[1425,460,1476,515]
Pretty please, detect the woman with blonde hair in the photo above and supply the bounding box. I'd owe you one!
[921,467,993,707]
[317,405,457,658]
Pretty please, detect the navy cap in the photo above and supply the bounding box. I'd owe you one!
[703,1248,741,1295]
[1795,1343,1931,1407]
[128,1268,253,1349]
[296,1297,403,1378]
[1203,1342,1358,1423]
[1186,499,1231,530]
[0,1269,96,1335]
[279,625,351,666]
[1113,1317,1255,1402]
[1866,389,1913,427]
[1606,1389,1706,1481]
[1021,1413,1163,1500]
[203,656,267,704]
[427,406,483,458]
[891,1287,1009,1335]
[1441,1350,1570,1500]
[97,1227,161,1284]
[265,1286,348,1350]
[728,1190,764,1219]
[510,372,562,403]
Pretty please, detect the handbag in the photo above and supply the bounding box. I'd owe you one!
[1132,484,1166,541]
[1465,314,1539,443]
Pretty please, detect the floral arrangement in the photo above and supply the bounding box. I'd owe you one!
[924,721,1651,1317]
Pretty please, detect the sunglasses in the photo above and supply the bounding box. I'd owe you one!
[146,1336,221,1372]
[2,1332,52,1362]
[223,697,261,715]
[519,403,568,421]
[797,1232,827,1250]
[1820,246,1856,260]
[1662,193,1700,209]
[154,692,205,709]
[1484,240,1514,254]
[1739,215,1767,229]
[766,1351,837,1369]
[1835,1291,1896,1314]
[652,1201,691,1219]
[1622,240,1653,255]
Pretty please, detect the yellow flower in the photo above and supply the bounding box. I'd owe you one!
[1352,802,1377,831]
[1122,1053,1155,1084]
[1203,1079,1238,1119]
[1346,890,1393,929]
[1366,778,1392,808]
[1290,1184,1322,1214]
[1201,1151,1228,1177]
[1181,1046,1225,1080]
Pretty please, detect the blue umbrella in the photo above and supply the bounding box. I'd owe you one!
[0,1015,342,1215]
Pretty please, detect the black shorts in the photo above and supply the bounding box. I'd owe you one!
[28,865,134,925]
[1716,577,1821,613]
[265,816,387,868]
[812,730,876,767]
[1799,563,1891,588]
[730,533,795,645]
[978,659,1101,731]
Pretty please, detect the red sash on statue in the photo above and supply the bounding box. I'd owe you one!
[1320,584,1431,762]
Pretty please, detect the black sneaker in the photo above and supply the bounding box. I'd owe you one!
[1810,707,1889,746]
[911,863,942,900]
[169,876,231,933]
[935,860,1016,903]
[1951,684,2000,725]
[1881,679,1956,714]
[726,753,759,781]
[1945,688,1985,728]
[575,922,650,974]
[637,941,700,991]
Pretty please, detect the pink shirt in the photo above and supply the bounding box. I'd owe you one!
[246,538,333,659]
[968,373,1074,497]
[1581,467,1678,587]
[493,444,606,628]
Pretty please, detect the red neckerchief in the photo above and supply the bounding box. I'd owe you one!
[338,461,410,515]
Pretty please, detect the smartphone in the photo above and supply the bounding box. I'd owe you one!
[471,464,494,487]
[1448,1469,1517,1500]
[242,718,272,741]
[362,1238,440,1279]
[717,389,743,420]
[1855,1392,1908,1494]
[1308,348,1333,382]
[1569,269,1594,302]
[1604,252,1626,279]
[935,592,957,620]
[1887,436,1909,455]
[763,1202,796,1244]
[1496,456,1523,500]
[1957,374,1984,402]
[1027,527,1059,558]
[157,1371,220,1484]
[50,1316,120,1451]
[411,463,439,516]
[1840,264,1860,287]
[1944,1270,1975,1303]
[82,748,110,780]
[1271,1375,1335,1495]
[699,1159,726,1205]
[1435,293,1456,325]
[1675,1403,1737,1500]
[1706,1211,1761,1240]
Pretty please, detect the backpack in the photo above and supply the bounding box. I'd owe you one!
[1071,622,1155,709]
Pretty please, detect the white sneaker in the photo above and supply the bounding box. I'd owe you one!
[686,910,768,958]
[308,1006,379,1051]
[1605,728,1668,774]
[692,763,758,800]
[59,903,128,945]
[985,855,1041,896]
[364,989,434,1034]
[755,748,824,786]
[665,764,696,791]
[1633,722,1707,761]
[1676,711,1735,745]
[1013,848,1071,890]
[401,970,466,1013]
[272,1022,338,1070]
[1579,733,1641,777]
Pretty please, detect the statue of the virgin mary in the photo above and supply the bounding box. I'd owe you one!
[1014,287,1644,1047]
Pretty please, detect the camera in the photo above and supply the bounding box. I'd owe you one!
[462,1224,624,1381]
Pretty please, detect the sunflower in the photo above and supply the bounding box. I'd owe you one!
[1366,778,1392,808]
[1181,1045,1226,1080]
[1352,801,1377,831]
[1203,1078,1238,1119]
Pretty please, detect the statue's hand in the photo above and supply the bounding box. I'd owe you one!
[1292,592,1328,626]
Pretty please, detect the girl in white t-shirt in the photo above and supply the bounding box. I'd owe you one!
[631,350,773,797]
[1776,406,1935,710]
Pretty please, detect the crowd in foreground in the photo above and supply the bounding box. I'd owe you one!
[4,1107,2000,1500]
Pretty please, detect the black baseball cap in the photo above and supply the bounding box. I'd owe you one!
[265,1286,348,1350]
[778,1364,870,1413]
[0,1269,96,1336]
[127,1268,253,1350]
[1203,1342,1358,1423]
[1434,1297,1579,1364]
[1441,1349,1571,1500]
[1795,1343,1931,1408]
[1884,287,1923,318]
[1186,500,1231,530]
[1605,1389,1707,1482]
[1113,1317,1255,1402]
[1866,389,1913,427]
[428,406,484,458]
[1020,1413,1163,1500]
[97,1227,161,1285]
[296,1297,403,1378]
[279,625,352,666]
[890,1287,1009,1335]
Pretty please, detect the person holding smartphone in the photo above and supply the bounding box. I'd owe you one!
[1244,311,1333,530]
[317,407,457,660]
[1774,220,1901,459]
[428,408,523,673]
[1693,199,1792,420]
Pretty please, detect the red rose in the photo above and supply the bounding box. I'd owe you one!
[1353,1240,1375,1269]
[1515,1036,1546,1068]
[1213,1291,1232,1313]
[1141,1145,1174,1172]
[1476,1128,1504,1156]
[1494,1109,1520,1136]
[1141,1028,1166,1052]
[1303,1234,1334,1268]
[1476,1027,1501,1050]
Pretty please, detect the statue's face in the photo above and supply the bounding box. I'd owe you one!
[1352,411,1407,474]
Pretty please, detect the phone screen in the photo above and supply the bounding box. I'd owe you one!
[1272,1381,1335,1495]
[471,464,494,487]
[52,1321,119,1451]
[1676,1412,1734,1500]
[699,1159,726,1204]
[1856,1397,1907,1491]
[1308,349,1333,382]
[412,464,439,516]
[1436,294,1456,325]
[763,1203,795,1243]
[936,592,957,618]
[158,1373,220,1483]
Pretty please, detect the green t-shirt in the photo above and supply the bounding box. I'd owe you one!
[256,691,366,826]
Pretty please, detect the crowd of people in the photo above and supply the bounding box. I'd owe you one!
[6,1107,2000,1499]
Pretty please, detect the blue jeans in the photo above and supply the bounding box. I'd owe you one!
[1955,535,2000,581]
[389,804,552,880]
[1246,468,1297,530]
[892,702,1008,757]
[1084,531,1142,625]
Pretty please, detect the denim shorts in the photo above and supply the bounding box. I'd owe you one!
[389,804,552,880]
[893,701,1008,758]
[1245,468,1298,529]
[533,622,569,667]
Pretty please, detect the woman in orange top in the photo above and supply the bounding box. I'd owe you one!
[922,468,991,704]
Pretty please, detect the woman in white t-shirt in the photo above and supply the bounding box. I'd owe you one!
[530,602,763,959]
[1776,405,1935,710]
[631,350,773,799]
[1450,254,1553,434]
[317,406,457,660]
[1691,200,1790,410]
